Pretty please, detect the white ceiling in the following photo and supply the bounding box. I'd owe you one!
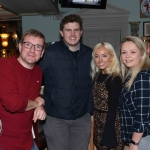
[0,0,59,21]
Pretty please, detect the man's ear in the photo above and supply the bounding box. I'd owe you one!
[40,49,45,58]
[18,43,22,53]
[60,30,63,37]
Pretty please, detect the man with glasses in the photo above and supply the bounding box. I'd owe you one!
[0,29,46,150]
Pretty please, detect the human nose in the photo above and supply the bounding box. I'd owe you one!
[71,30,75,35]
[98,56,102,62]
[30,45,36,52]
[125,52,130,57]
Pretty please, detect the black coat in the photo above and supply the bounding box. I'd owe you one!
[38,40,94,120]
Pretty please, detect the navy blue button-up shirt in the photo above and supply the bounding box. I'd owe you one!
[119,69,150,143]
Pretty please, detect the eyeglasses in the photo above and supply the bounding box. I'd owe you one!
[22,42,44,51]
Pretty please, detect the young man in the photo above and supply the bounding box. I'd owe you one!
[0,29,46,150]
[38,14,94,150]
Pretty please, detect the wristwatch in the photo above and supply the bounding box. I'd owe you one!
[131,140,139,146]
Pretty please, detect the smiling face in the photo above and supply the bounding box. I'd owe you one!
[121,41,142,70]
[94,46,113,74]
[60,22,82,51]
[18,35,45,69]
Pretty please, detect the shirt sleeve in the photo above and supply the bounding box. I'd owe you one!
[132,73,150,133]
[100,76,122,148]
[0,59,27,112]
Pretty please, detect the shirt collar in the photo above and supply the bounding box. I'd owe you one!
[63,40,80,52]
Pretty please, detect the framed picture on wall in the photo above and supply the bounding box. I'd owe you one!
[140,0,150,18]
[143,22,150,36]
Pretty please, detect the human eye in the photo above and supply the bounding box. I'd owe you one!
[25,42,29,46]
[35,45,42,51]
[102,54,107,58]
[75,29,80,32]
[94,55,99,58]
[66,29,71,32]
[121,51,126,54]
[24,42,31,48]
[131,51,136,54]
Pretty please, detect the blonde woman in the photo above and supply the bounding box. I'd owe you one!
[91,42,124,150]
[119,36,150,150]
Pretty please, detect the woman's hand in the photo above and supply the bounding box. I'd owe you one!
[129,144,139,150]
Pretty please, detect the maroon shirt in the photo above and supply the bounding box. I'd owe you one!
[0,56,42,150]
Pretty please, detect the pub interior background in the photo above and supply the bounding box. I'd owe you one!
[21,1,150,150]
[0,0,150,150]
[22,0,149,42]
[0,0,150,57]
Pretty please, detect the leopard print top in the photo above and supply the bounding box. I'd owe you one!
[92,74,124,150]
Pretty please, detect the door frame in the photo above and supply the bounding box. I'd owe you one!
[76,3,130,41]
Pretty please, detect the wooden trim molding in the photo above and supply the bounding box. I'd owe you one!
[76,3,129,40]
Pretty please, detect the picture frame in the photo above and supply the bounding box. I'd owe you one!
[140,0,150,18]
[143,22,150,36]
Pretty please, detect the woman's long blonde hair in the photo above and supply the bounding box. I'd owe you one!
[120,36,150,90]
[90,42,121,80]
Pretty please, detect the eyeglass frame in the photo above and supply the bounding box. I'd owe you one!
[22,42,44,51]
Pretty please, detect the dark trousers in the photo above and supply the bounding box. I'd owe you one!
[44,113,91,150]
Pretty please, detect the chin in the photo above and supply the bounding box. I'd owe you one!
[27,59,36,64]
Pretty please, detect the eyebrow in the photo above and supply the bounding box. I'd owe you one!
[95,53,109,55]
[121,49,137,51]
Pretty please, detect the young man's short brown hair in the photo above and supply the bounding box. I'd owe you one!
[20,29,46,47]
[60,14,83,31]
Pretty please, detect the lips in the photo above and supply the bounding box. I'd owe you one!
[70,37,75,40]
[98,63,104,66]
[125,60,132,63]
[28,54,34,57]
[69,38,76,41]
